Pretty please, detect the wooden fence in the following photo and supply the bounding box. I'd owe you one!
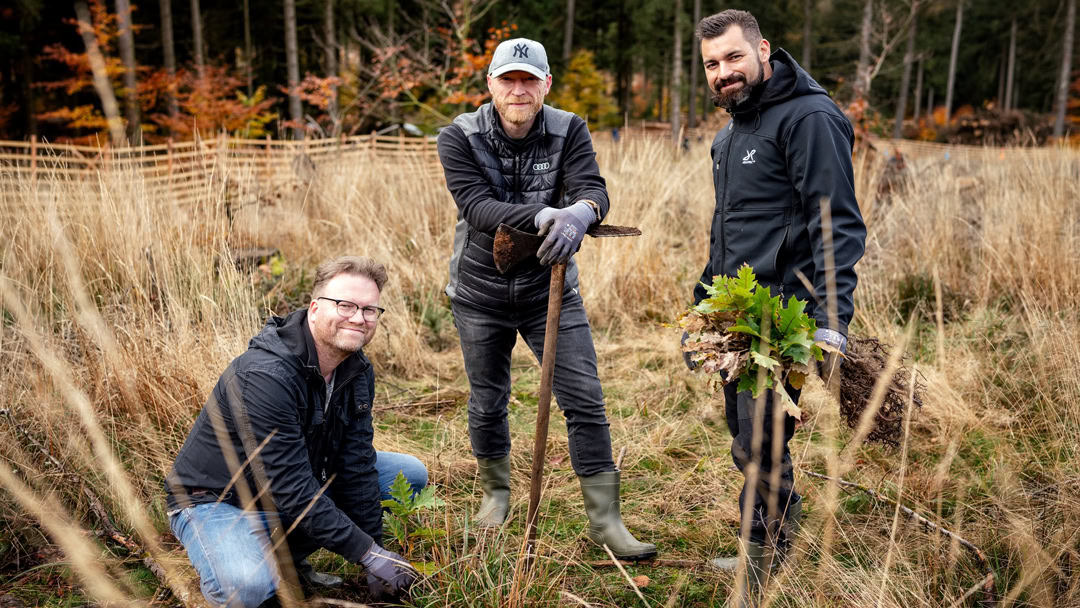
[0,133,443,205]
[2,131,1074,207]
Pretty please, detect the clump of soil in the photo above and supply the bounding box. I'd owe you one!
[837,336,925,447]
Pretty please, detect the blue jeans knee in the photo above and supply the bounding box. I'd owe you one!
[376,450,428,500]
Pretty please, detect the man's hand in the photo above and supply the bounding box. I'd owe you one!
[360,544,418,600]
[534,202,594,266]
[814,328,847,390]
[681,331,697,371]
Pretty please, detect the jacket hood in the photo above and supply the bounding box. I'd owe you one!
[733,48,829,117]
[248,308,370,380]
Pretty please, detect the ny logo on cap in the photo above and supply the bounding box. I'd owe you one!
[513,43,529,58]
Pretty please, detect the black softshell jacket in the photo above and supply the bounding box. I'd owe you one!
[165,309,382,561]
[694,49,866,335]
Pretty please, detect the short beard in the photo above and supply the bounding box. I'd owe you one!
[710,57,765,110]
[494,95,542,126]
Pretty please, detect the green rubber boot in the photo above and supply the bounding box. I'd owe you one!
[578,471,658,561]
[473,456,511,528]
[709,496,804,607]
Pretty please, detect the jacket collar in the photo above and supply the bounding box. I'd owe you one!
[488,103,546,147]
[275,309,370,387]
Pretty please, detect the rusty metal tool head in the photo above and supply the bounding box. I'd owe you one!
[492,222,642,274]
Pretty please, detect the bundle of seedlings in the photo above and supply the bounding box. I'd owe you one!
[678,265,923,447]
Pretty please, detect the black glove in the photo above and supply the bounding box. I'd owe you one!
[681,331,697,371]
[360,544,417,600]
[814,328,847,390]
[533,202,594,266]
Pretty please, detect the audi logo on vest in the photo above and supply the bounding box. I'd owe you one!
[533,162,551,171]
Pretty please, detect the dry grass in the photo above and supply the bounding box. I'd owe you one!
[1,135,1079,607]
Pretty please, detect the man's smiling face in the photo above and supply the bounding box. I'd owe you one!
[701,25,771,110]
[487,71,552,127]
[309,273,381,357]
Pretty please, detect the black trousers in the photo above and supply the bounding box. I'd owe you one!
[724,382,801,547]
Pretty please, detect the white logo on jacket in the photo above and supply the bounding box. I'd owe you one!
[534,162,551,171]
[742,150,757,164]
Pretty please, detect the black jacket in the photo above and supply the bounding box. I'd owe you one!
[694,49,866,335]
[165,310,382,561]
[438,103,608,311]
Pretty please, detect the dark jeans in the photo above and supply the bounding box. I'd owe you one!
[724,382,801,547]
[452,294,615,477]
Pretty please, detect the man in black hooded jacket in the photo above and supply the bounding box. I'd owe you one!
[165,256,426,606]
[687,10,866,606]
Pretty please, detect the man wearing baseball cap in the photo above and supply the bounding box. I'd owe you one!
[436,38,656,561]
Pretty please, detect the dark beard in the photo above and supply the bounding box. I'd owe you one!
[710,57,765,110]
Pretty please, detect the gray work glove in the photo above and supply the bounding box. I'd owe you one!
[534,202,594,266]
[681,331,697,371]
[360,544,417,600]
[814,328,847,390]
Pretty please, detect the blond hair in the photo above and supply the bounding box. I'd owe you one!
[311,256,389,297]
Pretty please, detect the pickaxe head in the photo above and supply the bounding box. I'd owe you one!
[492,222,642,274]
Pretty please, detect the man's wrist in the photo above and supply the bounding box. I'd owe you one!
[814,328,847,354]
[576,199,601,223]
[567,201,598,226]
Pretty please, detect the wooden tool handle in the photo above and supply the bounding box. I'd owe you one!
[525,262,566,555]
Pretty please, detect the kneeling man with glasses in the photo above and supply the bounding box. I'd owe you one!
[165,256,426,606]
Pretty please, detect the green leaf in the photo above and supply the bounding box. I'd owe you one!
[737,372,756,394]
[778,296,809,334]
[388,471,415,508]
[784,344,812,365]
[750,351,781,371]
[729,317,762,337]
[410,486,446,511]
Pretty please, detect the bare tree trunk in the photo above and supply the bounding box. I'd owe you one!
[927,87,934,121]
[913,56,924,122]
[284,0,303,139]
[115,0,139,142]
[893,0,918,139]
[243,0,253,95]
[944,0,963,124]
[564,0,575,61]
[671,0,682,141]
[997,48,1006,110]
[1053,0,1076,137]
[324,0,339,117]
[688,0,701,128]
[802,0,813,72]
[659,54,668,120]
[854,0,873,99]
[75,1,125,146]
[160,0,179,120]
[1005,17,1016,112]
[617,1,632,119]
[191,0,205,80]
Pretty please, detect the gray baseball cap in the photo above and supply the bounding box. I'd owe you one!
[488,38,550,79]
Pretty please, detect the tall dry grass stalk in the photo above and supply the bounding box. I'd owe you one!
[1,136,1079,606]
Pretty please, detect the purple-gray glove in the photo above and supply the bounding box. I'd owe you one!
[360,544,417,600]
[814,328,847,388]
[534,202,595,266]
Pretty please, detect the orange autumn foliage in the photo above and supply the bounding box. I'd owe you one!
[35,0,276,144]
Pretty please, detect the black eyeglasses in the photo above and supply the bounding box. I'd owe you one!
[317,297,385,321]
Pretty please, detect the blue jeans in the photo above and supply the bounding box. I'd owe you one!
[169,451,427,607]
[452,294,615,476]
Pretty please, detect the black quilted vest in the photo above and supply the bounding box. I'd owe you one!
[447,103,580,311]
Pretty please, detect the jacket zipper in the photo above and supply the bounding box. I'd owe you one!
[719,124,735,274]
[510,153,521,306]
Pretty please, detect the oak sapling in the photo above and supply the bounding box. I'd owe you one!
[678,264,923,446]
